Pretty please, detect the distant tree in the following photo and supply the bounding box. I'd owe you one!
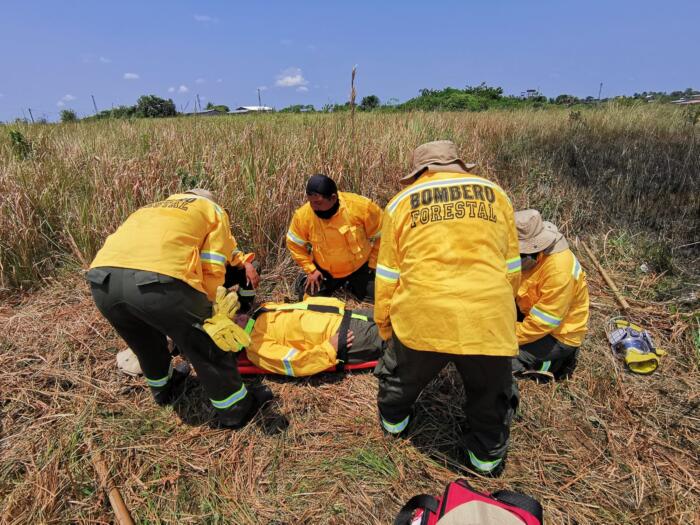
[135,95,177,118]
[360,95,380,111]
[554,94,579,105]
[205,102,230,113]
[279,104,315,113]
[60,109,78,123]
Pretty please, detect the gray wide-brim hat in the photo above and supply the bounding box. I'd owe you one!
[185,188,215,202]
[516,209,564,254]
[400,140,477,185]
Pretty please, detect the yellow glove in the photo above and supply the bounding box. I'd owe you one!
[213,286,241,320]
[203,286,249,351]
[203,314,251,351]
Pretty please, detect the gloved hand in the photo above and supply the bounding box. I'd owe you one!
[203,315,251,351]
[213,286,241,320]
[204,286,250,351]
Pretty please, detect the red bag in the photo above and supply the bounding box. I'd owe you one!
[395,479,542,525]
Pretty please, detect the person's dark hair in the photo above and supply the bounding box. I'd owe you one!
[306,174,337,198]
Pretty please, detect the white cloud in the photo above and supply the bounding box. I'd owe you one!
[99,56,111,63]
[195,78,206,84]
[216,78,223,83]
[194,14,218,22]
[296,86,309,93]
[167,86,175,93]
[178,85,189,93]
[275,67,308,88]
[123,72,140,80]
[258,85,268,91]
[57,94,76,106]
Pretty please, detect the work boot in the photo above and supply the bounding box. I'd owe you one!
[213,382,289,434]
[152,362,191,406]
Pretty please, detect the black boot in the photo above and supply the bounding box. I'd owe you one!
[152,362,191,406]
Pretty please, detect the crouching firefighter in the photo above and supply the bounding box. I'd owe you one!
[513,209,590,380]
[374,141,521,477]
[235,296,385,376]
[286,174,383,302]
[86,189,270,428]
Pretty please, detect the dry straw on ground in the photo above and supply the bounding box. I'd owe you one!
[1,109,698,523]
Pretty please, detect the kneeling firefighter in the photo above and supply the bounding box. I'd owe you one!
[236,296,385,377]
[514,209,590,380]
[86,188,270,428]
[374,141,522,477]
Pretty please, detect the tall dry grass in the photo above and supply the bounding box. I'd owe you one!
[0,105,698,291]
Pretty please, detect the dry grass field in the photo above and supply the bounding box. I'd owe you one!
[1,108,698,524]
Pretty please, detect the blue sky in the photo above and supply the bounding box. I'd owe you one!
[0,0,698,121]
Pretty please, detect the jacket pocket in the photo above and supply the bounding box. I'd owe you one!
[339,225,364,258]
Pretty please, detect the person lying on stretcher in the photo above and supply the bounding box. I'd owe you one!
[233,296,386,376]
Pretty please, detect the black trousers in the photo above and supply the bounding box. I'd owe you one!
[514,334,580,380]
[224,264,257,312]
[295,262,375,303]
[87,267,253,424]
[375,335,518,472]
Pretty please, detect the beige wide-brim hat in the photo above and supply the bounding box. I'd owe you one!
[515,209,561,254]
[400,140,477,185]
[116,347,142,377]
[185,188,215,202]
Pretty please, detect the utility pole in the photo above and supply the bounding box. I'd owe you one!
[196,94,202,113]
[27,108,35,123]
[91,95,99,114]
[598,82,603,102]
[257,88,262,108]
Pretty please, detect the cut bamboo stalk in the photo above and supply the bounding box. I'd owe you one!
[88,438,135,525]
[580,240,631,311]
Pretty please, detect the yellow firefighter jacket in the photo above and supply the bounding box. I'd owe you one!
[90,194,252,301]
[286,191,382,278]
[245,297,368,376]
[374,171,521,356]
[516,249,589,347]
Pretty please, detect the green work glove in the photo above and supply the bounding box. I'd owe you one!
[213,286,241,320]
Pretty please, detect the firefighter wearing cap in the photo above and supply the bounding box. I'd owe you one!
[514,209,589,380]
[235,296,385,376]
[86,189,265,428]
[374,140,521,477]
[286,174,383,302]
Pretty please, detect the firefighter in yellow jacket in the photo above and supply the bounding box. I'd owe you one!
[514,209,589,380]
[86,189,268,429]
[235,296,384,376]
[374,141,521,477]
[286,174,382,302]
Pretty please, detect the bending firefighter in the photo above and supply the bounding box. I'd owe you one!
[374,141,521,477]
[287,174,382,302]
[236,296,385,376]
[86,189,266,428]
[514,209,589,380]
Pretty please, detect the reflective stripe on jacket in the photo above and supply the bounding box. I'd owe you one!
[374,171,521,356]
[90,194,246,301]
[516,249,589,347]
[286,192,383,278]
[246,297,367,376]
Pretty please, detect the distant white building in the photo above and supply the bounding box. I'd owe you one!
[231,106,273,114]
